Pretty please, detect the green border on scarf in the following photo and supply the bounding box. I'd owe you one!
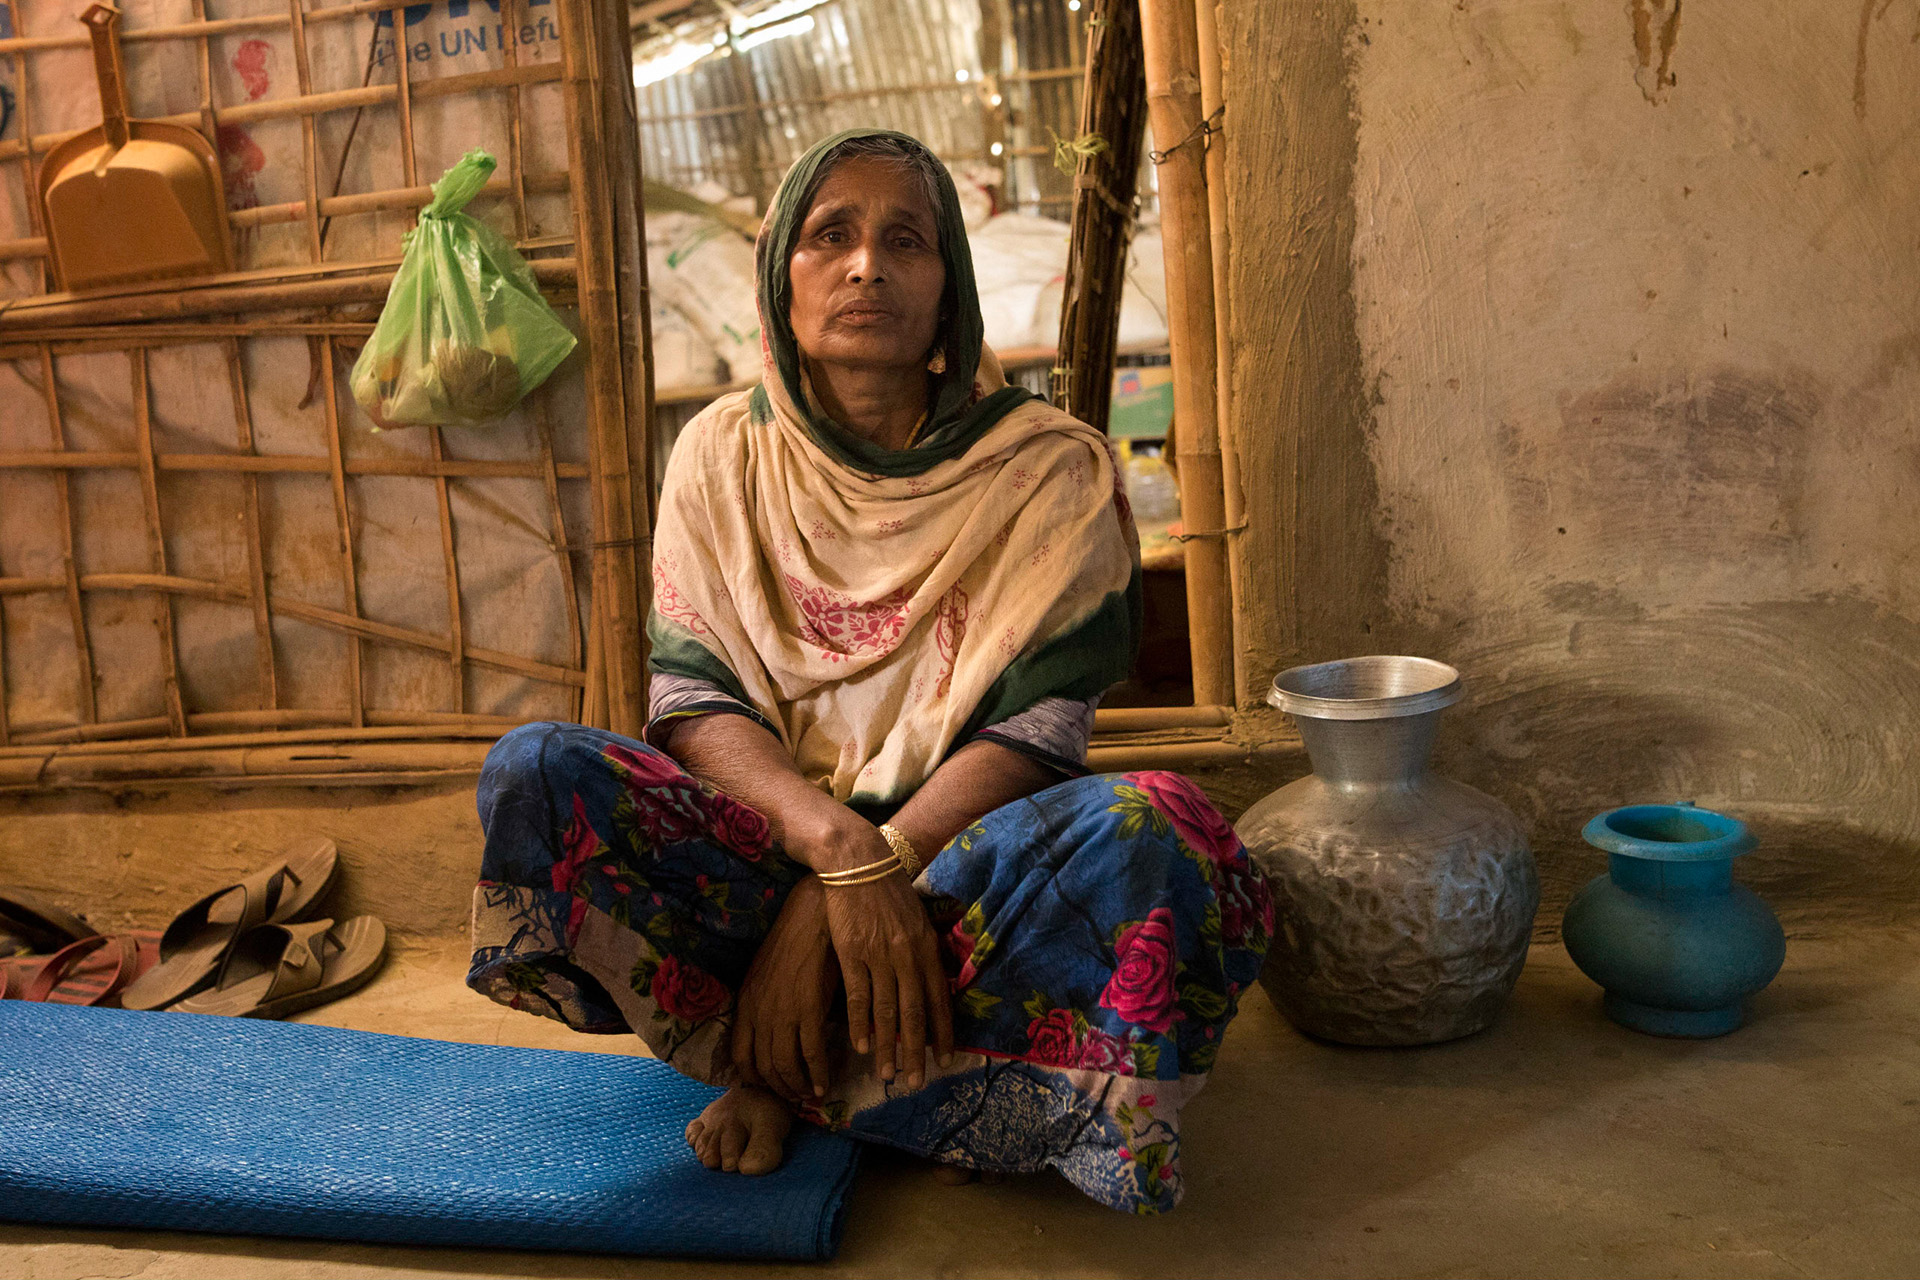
[646,613,754,707]
[755,127,1036,478]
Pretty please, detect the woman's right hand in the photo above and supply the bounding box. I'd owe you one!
[816,829,954,1089]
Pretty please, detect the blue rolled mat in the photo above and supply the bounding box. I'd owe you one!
[0,1003,859,1260]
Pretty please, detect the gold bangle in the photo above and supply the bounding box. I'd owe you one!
[877,823,923,877]
[817,851,902,886]
[820,862,903,887]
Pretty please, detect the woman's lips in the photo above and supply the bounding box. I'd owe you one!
[834,303,895,326]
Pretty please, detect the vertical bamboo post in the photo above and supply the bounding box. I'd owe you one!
[284,0,327,260]
[556,0,646,737]
[128,350,190,736]
[499,0,531,240]
[38,345,98,723]
[1194,0,1244,704]
[592,0,658,537]
[427,426,465,712]
[1053,0,1146,429]
[317,339,366,727]
[0,596,9,745]
[535,398,587,724]
[391,1,417,192]
[224,339,278,710]
[11,0,49,294]
[1138,0,1233,708]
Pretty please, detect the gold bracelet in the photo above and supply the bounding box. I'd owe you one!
[877,823,923,878]
[817,851,902,886]
[820,862,903,887]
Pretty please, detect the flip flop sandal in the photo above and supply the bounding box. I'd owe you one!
[12,934,143,1006]
[174,916,387,1020]
[120,837,340,1012]
[0,889,93,956]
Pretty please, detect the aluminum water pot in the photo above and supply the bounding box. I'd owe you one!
[1235,656,1539,1045]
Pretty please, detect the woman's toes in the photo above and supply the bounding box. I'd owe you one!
[737,1123,786,1176]
[719,1120,748,1172]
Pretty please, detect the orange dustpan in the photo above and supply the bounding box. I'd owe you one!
[38,3,232,291]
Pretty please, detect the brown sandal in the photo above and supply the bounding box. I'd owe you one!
[120,838,339,1012]
[174,916,387,1020]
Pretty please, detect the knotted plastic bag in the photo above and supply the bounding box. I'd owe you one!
[351,150,576,428]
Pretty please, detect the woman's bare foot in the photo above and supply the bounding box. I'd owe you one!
[685,1084,793,1175]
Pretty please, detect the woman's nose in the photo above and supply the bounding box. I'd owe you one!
[847,244,884,285]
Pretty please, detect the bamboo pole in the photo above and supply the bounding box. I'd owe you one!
[1194,0,1245,706]
[36,345,98,725]
[1053,0,1147,429]
[316,340,365,726]
[1,710,524,748]
[555,0,645,737]
[0,0,430,55]
[128,351,190,736]
[535,397,587,724]
[0,572,586,688]
[595,0,657,704]
[427,427,466,712]
[0,61,564,164]
[0,449,588,480]
[0,740,502,791]
[1093,703,1230,733]
[499,0,533,240]
[0,259,576,331]
[0,722,514,758]
[224,338,280,710]
[1138,0,1234,708]
[0,550,9,745]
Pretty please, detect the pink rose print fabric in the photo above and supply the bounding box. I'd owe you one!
[470,725,1269,1217]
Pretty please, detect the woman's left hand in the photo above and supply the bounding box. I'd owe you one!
[816,835,955,1089]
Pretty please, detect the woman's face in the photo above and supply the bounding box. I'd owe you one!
[786,155,946,376]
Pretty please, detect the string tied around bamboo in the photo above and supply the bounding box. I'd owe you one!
[1148,104,1224,166]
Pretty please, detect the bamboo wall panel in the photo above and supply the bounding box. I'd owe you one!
[0,0,650,763]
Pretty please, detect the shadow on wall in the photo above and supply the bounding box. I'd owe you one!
[1417,597,1920,937]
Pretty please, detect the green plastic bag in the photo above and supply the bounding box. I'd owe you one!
[351,150,576,428]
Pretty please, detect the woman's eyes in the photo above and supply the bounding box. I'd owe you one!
[814,229,926,250]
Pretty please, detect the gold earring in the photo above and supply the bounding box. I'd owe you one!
[927,349,947,374]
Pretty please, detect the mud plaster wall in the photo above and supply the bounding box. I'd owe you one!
[1224,0,1920,933]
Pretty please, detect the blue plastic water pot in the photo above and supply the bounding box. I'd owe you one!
[1562,803,1785,1038]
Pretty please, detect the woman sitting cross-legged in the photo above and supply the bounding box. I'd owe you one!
[468,128,1272,1215]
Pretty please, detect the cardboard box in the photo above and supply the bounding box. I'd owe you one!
[1108,364,1174,439]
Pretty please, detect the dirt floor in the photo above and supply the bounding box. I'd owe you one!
[3,931,1918,1279]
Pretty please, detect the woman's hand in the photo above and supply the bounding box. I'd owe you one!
[732,875,840,1102]
[816,828,954,1089]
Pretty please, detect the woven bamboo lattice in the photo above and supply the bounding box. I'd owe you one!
[0,0,651,784]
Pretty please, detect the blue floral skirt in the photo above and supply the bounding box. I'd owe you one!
[467,722,1272,1214]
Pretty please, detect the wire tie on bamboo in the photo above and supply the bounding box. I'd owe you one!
[1170,521,1249,541]
[1148,105,1224,166]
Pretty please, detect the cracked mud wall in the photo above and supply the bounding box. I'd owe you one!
[1226,0,1920,932]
